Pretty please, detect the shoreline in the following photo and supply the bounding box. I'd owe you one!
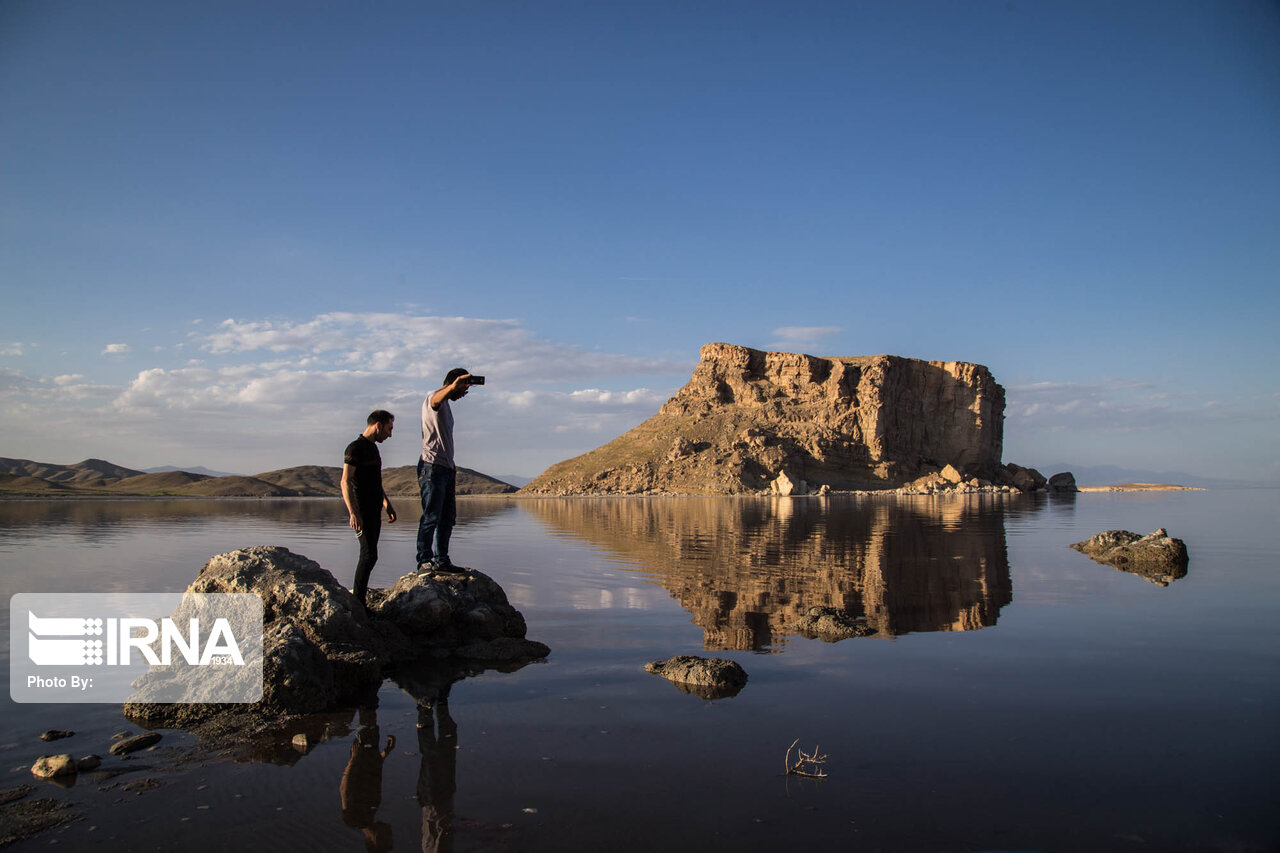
[0,483,1212,501]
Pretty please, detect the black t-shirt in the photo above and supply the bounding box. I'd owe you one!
[343,435,383,514]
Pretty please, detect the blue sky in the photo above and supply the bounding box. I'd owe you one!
[2,1,1278,481]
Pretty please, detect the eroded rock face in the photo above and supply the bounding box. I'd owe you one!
[123,546,548,728]
[1070,529,1189,585]
[523,342,1005,494]
[644,655,748,700]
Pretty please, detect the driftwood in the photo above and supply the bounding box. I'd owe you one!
[784,739,828,778]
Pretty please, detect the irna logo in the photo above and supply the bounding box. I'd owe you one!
[27,611,246,667]
[10,592,263,705]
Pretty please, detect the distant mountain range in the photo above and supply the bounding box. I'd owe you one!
[0,456,517,497]
[143,464,239,478]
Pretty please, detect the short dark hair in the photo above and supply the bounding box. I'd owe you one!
[367,410,394,427]
[444,367,470,385]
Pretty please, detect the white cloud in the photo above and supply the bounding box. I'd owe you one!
[201,313,687,383]
[1,342,24,356]
[102,343,131,356]
[1006,378,1280,435]
[0,312,693,474]
[769,326,842,349]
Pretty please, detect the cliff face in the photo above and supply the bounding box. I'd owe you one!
[524,342,1005,494]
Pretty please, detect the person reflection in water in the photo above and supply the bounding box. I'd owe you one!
[417,690,458,853]
[341,707,396,852]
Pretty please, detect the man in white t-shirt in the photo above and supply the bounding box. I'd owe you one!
[416,367,476,570]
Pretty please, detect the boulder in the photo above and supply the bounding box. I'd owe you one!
[940,464,964,484]
[1004,463,1047,492]
[644,655,748,700]
[109,732,162,756]
[1070,528,1189,585]
[29,756,76,779]
[791,606,877,642]
[124,546,549,727]
[771,470,806,496]
[1048,472,1078,493]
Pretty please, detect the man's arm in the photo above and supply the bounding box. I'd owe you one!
[340,463,362,532]
[383,488,396,523]
[428,374,470,410]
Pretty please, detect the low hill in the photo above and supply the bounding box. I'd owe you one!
[0,457,144,485]
[107,471,212,494]
[255,465,344,495]
[179,476,299,497]
[382,465,518,496]
[0,474,77,494]
[0,456,517,497]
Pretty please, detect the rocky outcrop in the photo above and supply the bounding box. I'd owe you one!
[523,342,1005,494]
[124,547,548,729]
[1070,529,1189,585]
[644,655,748,700]
[791,607,877,642]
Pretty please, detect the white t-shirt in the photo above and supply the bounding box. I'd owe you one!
[420,397,455,469]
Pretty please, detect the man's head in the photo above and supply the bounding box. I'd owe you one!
[366,410,394,442]
[444,367,472,401]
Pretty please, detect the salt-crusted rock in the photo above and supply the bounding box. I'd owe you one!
[523,342,1005,494]
[1070,528,1189,585]
[644,655,748,700]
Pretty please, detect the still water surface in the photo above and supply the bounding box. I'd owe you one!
[0,491,1277,852]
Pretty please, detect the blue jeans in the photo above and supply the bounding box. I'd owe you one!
[416,460,456,566]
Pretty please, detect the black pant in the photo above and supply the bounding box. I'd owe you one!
[353,510,382,606]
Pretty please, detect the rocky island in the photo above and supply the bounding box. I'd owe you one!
[122,546,548,745]
[523,342,1056,495]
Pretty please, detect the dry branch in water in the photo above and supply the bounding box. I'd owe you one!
[785,738,829,778]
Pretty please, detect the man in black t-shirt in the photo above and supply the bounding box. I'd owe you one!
[342,410,397,608]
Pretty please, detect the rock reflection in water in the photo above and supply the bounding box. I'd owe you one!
[522,497,1013,651]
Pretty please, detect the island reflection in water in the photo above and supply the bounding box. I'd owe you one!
[521,496,1015,650]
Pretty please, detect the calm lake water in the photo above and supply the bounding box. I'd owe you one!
[1,491,1277,852]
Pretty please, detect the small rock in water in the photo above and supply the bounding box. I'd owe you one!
[109,732,162,756]
[39,730,74,742]
[76,755,102,772]
[31,755,77,778]
[644,655,748,700]
[1070,528,1189,585]
[291,733,310,750]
